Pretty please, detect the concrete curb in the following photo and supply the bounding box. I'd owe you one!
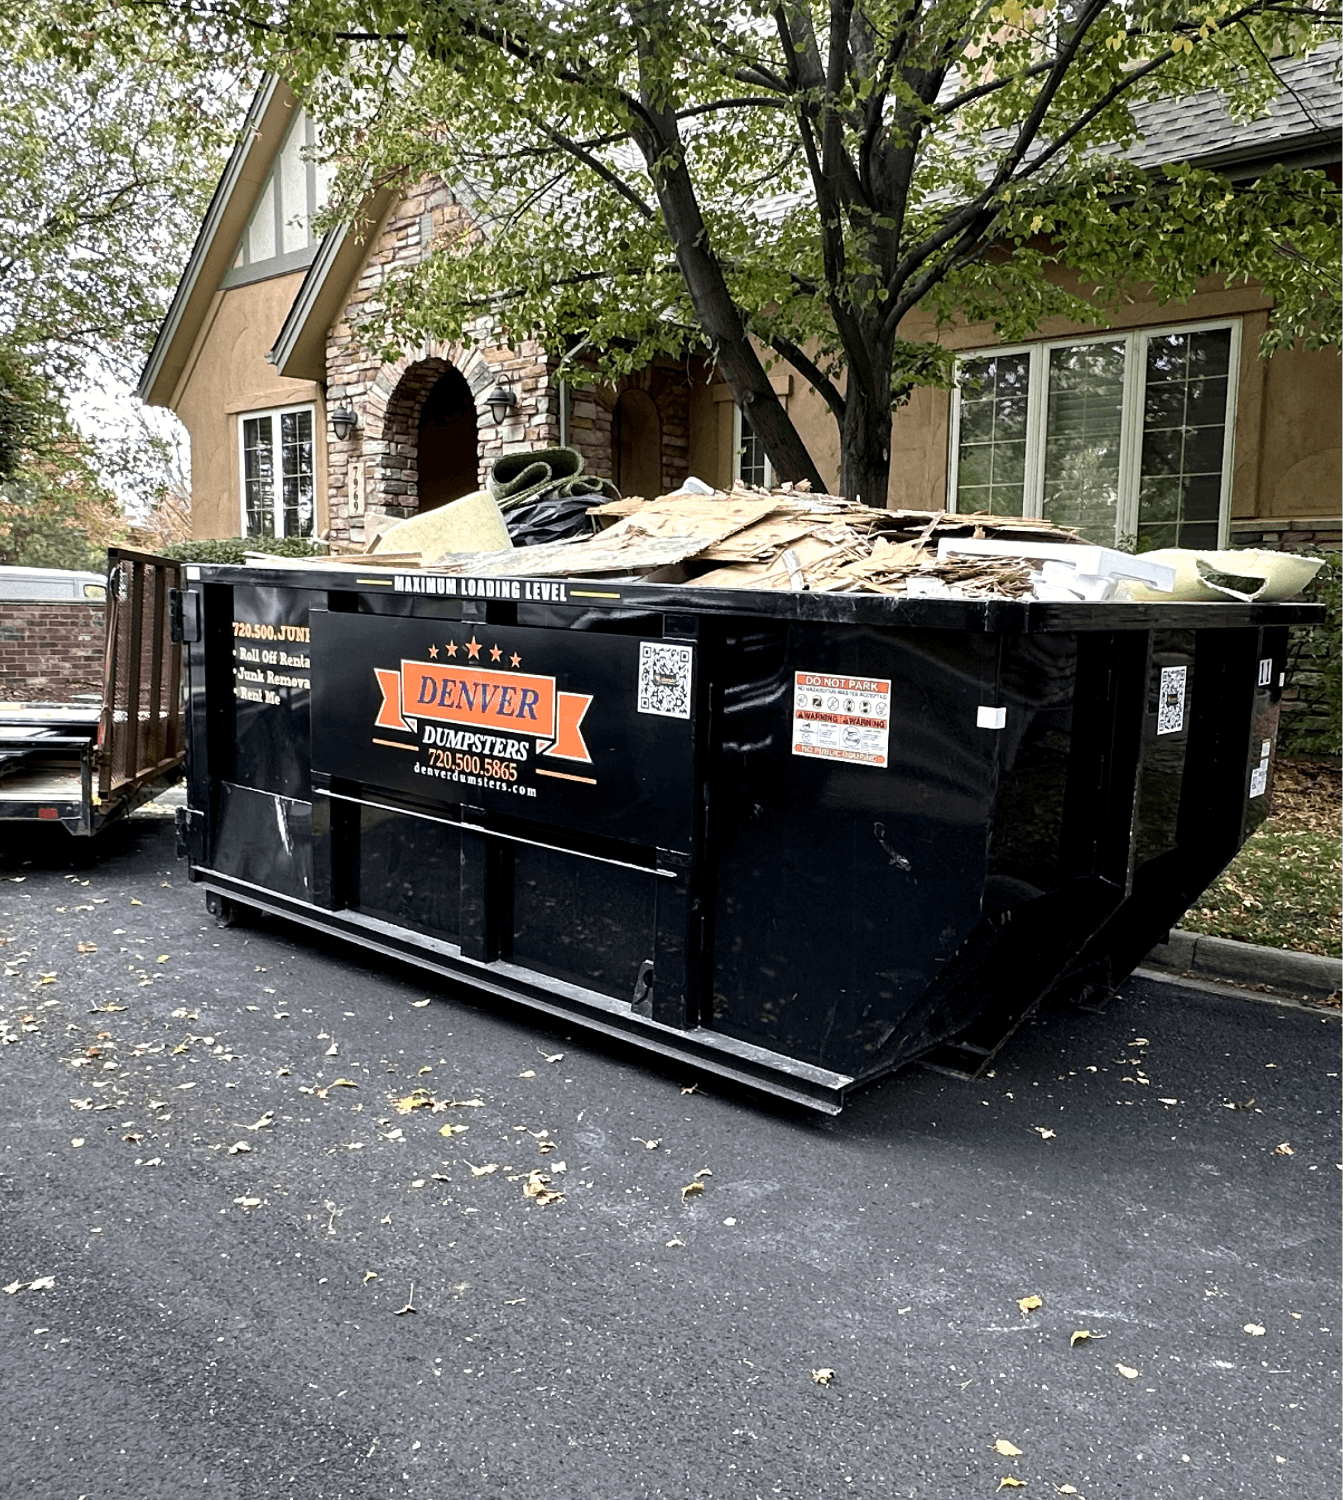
[1143,929,1342,998]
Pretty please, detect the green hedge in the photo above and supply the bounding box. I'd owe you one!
[159,536,325,566]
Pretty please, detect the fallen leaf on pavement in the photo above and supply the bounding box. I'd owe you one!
[1055,1487,1079,1495]
[681,1181,704,1200]
[394,1091,436,1114]
[70,1138,84,1148]
[467,1162,499,1177]
[665,1237,685,1248]
[681,1083,699,1095]
[996,1480,1026,1491]
[540,1050,563,1063]
[246,1112,274,1131]
[227,1142,251,1155]
[329,1079,359,1090]
[363,1271,378,1284]
[439,1122,469,1136]
[633,1137,661,1150]
[994,1440,1023,1457]
[810,1368,835,1385]
[411,1000,430,1008]
[325,1043,339,1057]
[1115,1364,1139,1379]
[1031,1127,1056,1140]
[518,1069,536,1078]
[1017,1295,1042,1317]
[2,1281,21,1295]
[77,942,97,954]
[394,1284,416,1315]
[1244,1323,1266,1336]
[1070,1329,1105,1346]
[233,1196,261,1209]
[28,1276,55,1291]
[522,1171,563,1204]
[1274,1143,1293,1156]
[694,1167,713,1179]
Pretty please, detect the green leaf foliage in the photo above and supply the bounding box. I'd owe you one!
[160,536,326,564]
[41,0,1341,502]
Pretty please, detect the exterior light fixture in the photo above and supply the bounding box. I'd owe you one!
[484,383,518,425]
[330,408,359,441]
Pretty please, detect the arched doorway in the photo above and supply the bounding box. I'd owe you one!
[612,389,662,501]
[417,366,480,510]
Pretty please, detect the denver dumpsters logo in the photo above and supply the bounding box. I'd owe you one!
[372,634,592,763]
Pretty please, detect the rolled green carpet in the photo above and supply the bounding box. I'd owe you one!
[489,447,586,511]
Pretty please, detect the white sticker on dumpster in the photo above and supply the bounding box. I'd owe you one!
[792,673,892,768]
[1156,665,1187,735]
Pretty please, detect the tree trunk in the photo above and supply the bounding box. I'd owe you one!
[837,344,894,508]
[631,32,827,493]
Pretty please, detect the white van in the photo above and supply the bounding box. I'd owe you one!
[0,565,106,602]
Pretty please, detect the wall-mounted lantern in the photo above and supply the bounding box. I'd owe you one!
[331,408,359,442]
[484,383,518,425]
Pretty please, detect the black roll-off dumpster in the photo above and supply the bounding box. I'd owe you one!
[172,562,1321,1112]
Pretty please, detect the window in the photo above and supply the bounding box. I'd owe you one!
[225,110,335,286]
[734,405,774,489]
[950,322,1239,551]
[239,406,316,538]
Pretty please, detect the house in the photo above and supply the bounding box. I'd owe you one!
[140,55,1341,559]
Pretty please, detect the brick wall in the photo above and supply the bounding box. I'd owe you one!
[0,603,105,702]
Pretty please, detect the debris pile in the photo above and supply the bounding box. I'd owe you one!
[273,477,1212,600]
[425,483,1086,598]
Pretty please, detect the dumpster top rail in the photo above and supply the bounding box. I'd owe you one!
[185,561,1326,632]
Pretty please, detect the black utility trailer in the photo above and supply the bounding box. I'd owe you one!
[174,560,1320,1112]
[0,550,184,835]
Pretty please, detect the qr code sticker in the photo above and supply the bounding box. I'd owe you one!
[1156,665,1187,736]
[637,641,693,719]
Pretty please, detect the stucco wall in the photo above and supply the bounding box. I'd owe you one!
[173,271,326,539]
[829,271,1342,515]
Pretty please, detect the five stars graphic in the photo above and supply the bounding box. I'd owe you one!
[437,638,522,666]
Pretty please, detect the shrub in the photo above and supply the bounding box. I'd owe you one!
[160,536,325,566]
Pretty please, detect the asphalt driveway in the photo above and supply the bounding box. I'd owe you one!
[0,807,1338,1500]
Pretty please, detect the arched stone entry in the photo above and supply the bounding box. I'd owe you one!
[612,388,662,501]
[371,352,492,519]
[418,367,480,509]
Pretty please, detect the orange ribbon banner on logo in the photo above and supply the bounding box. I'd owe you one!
[375,660,592,763]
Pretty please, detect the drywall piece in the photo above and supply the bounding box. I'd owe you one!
[1122,548,1324,603]
[372,490,512,561]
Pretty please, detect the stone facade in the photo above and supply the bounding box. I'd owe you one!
[320,177,701,542]
[1230,515,1341,758]
[1229,515,1342,553]
[0,603,105,702]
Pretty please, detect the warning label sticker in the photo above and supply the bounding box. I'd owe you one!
[791,672,892,768]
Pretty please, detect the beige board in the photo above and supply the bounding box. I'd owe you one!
[370,490,512,560]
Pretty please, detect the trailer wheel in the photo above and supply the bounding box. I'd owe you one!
[205,891,240,928]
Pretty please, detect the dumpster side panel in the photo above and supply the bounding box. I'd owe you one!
[706,622,1000,1074]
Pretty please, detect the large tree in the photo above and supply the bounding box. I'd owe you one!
[0,6,245,522]
[48,1,1342,503]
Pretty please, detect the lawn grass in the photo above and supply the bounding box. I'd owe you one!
[1179,759,1342,957]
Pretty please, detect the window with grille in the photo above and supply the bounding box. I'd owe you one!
[240,406,316,538]
[950,322,1238,551]
[734,405,774,489]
